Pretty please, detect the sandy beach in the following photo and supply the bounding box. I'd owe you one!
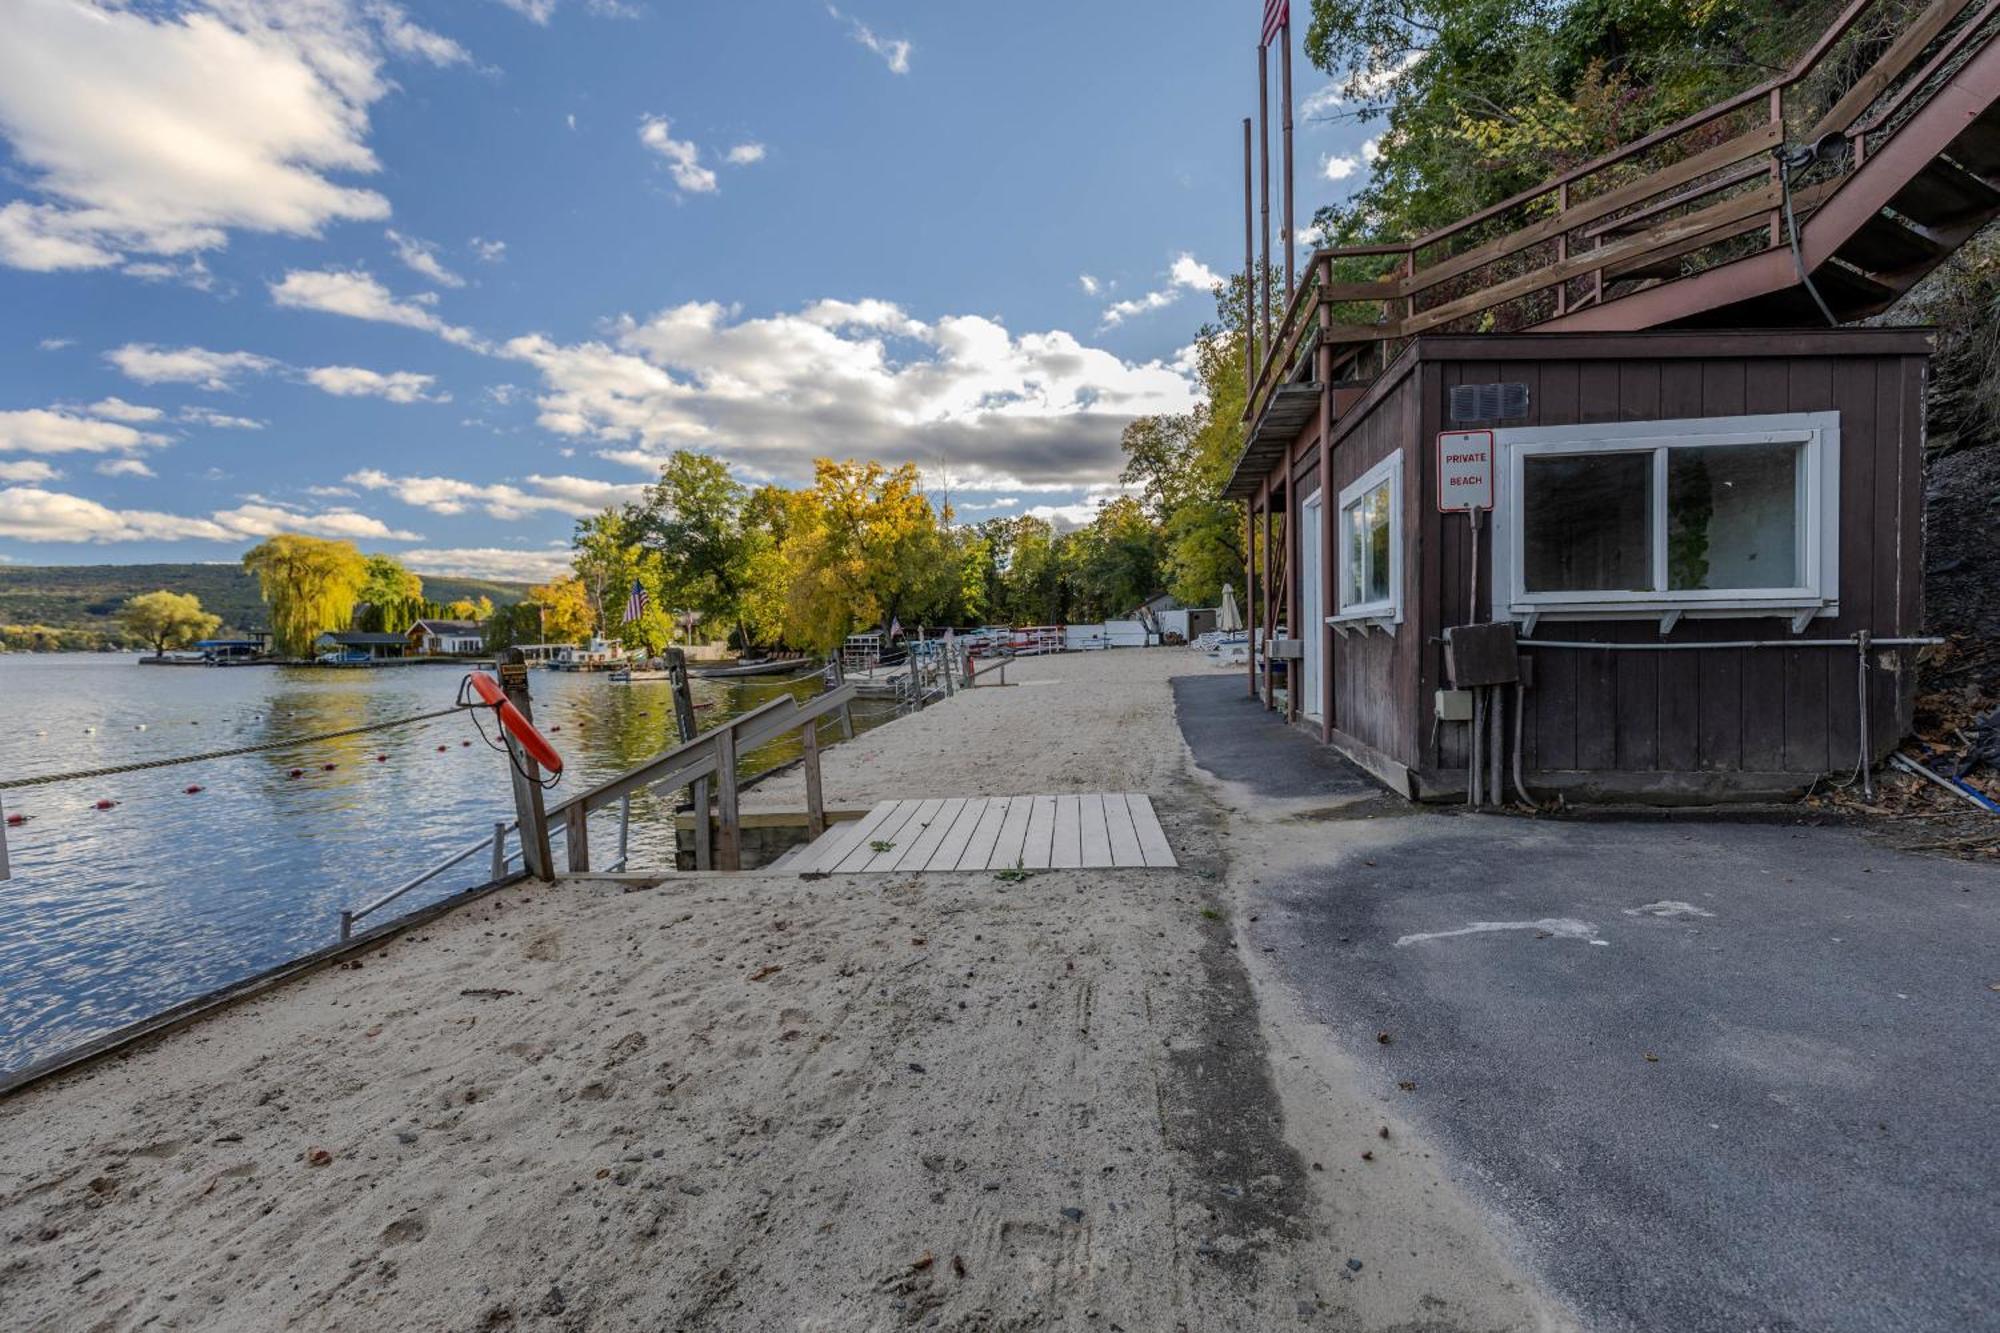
[1,649,1570,1331]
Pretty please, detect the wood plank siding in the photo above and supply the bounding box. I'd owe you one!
[1250,329,1933,801]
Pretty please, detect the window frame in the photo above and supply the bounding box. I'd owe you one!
[1490,412,1839,630]
[1330,450,1404,632]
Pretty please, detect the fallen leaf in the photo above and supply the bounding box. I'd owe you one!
[911,1250,934,1272]
[749,965,782,982]
[306,1148,333,1168]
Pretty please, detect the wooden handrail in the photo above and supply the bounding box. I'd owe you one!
[1238,0,1988,432]
[546,685,858,872]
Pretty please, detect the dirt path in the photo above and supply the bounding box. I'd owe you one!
[0,650,1569,1331]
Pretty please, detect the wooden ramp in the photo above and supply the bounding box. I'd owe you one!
[784,794,1177,874]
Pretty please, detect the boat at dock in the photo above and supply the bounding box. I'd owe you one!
[549,637,630,672]
[691,656,814,680]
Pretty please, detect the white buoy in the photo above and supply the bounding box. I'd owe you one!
[83,726,95,734]
[135,724,148,731]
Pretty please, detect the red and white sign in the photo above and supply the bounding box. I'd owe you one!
[1436,430,1494,512]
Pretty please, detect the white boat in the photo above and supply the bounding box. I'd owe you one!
[549,637,630,672]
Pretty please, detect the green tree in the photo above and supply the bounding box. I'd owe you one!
[119,590,222,658]
[571,508,640,638]
[355,554,425,633]
[242,535,370,658]
[1068,496,1166,621]
[634,451,758,648]
[528,575,596,643]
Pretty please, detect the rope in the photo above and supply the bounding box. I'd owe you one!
[0,705,469,791]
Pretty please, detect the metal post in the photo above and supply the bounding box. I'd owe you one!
[498,649,554,881]
[490,820,508,880]
[1246,497,1259,700]
[1258,44,1273,358]
[615,794,631,870]
[1280,14,1294,311]
[1243,117,1256,387]
[1857,631,1875,801]
[0,790,10,883]
[339,909,353,942]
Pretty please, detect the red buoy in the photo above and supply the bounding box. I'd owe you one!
[289,768,305,779]
[5,813,27,827]
[375,754,388,763]
[94,798,117,810]
[462,672,565,775]
[436,745,448,752]
[184,785,204,794]
[322,763,337,771]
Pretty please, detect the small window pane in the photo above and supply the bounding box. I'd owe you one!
[1342,479,1392,609]
[1523,452,1653,593]
[1365,482,1391,603]
[1667,442,1799,590]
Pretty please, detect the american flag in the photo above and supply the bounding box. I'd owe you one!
[622,579,648,624]
[1260,0,1287,47]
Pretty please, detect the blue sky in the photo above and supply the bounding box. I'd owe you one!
[0,0,1376,582]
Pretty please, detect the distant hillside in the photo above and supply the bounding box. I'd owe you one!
[0,563,533,638]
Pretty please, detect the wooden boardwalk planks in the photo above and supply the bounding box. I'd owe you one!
[786,794,1177,874]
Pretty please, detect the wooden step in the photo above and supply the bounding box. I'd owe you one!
[1945,102,2000,172]
[1888,156,2000,226]
[1810,260,1904,316]
[1833,210,1950,273]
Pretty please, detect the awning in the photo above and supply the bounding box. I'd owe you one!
[1222,382,1322,500]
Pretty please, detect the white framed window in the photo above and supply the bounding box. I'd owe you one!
[1331,451,1403,631]
[1490,411,1839,632]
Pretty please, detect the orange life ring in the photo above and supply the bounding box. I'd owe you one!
[465,672,565,775]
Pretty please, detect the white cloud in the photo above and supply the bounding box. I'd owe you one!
[0,487,234,542]
[269,267,479,346]
[829,6,911,73]
[1100,252,1221,328]
[85,397,164,423]
[501,296,1198,492]
[106,343,274,390]
[495,0,558,22]
[1299,53,1424,120]
[400,545,573,582]
[38,337,74,351]
[346,468,644,518]
[638,116,718,195]
[95,458,155,478]
[179,406,266,430]
[1361,136,1382,162]
[0,460,60,483]
[210,498,421,541]
[306,365,449,404]
[470,235,507,262]
[386,229,464,287]
[0,0,471,273]
[0,486,415,543]
[369,3,471,66]
[1023,488,1131,531]
[0,408,168,456]
[1078,274,1101,297]
[725,143,767,166]
[1321,153,1361,182]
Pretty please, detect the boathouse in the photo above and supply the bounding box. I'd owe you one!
[314,631,409,664]
[1226,0,1997,801]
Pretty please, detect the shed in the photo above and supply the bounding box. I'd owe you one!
[1226,328,1935,802]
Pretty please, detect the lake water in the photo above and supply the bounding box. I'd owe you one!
[0,653,894,1073]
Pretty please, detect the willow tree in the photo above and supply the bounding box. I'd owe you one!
[242,535,370,657]
[120,590,221,658]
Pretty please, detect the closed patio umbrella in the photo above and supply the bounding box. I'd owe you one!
[1218,583,1242,633]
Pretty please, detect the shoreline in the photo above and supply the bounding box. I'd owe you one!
[0,648,1570,1330]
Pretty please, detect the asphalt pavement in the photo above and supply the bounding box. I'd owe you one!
[1174,674,2000,1333]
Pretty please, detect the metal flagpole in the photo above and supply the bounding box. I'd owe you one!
[1257,43,1272,357]
[1280,6,1295,309]
[1243,117,1255,387]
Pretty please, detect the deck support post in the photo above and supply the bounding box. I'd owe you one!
[490,821,508,881]
[564,802,590,874]
[0,790,10,883]
[714,726,742,871]
[667,647,712,871]
[499,649,554,882]
[802,721,826,838]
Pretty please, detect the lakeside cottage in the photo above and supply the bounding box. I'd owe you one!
[406,618,487,657]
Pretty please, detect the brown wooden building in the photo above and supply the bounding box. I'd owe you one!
[1225,328,1936,801]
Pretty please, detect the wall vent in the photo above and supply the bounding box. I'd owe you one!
[1450,382,1530,423]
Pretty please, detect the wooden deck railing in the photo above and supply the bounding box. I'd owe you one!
[546,684,858,873]
[1244,0,1997,425]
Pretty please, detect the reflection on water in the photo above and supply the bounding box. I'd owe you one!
[0,654,893,1072]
